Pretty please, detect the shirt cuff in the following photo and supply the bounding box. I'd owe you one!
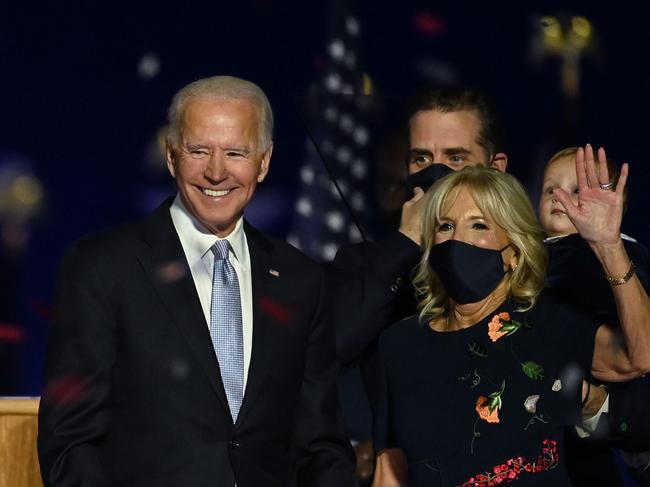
[575,393,610,438]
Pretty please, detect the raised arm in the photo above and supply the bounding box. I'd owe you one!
[554,144,650,380]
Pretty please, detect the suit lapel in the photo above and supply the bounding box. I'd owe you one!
[235,222,275,427]
[136,199,230,414]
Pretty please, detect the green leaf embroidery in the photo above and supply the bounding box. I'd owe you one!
[503,319,524,336]
[521,361,544,380]
[467,342,488,358]
[487,380,506,412]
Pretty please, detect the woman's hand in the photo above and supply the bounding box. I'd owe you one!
[553,144,628,250]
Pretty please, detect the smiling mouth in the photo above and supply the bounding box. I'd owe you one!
[551,209,566,216]
[201,187,231,197]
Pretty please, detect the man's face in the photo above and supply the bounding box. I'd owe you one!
[407,109,490,175]
[539,156,578,237]
[166,96,272,237]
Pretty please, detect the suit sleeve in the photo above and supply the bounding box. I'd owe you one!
[327,232,421,368]
[372,333,396,452]
[586,378,650,451]
[291,269,356,487]
[38,243,114,487]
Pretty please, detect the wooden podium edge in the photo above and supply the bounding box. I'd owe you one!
[0,397,40,415]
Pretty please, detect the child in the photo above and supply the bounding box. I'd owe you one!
[539,146,650,487]
[540,146,627,239]
[539,147,645,317]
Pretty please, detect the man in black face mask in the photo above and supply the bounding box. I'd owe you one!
[333,86,508,369]
[329,87,508,483]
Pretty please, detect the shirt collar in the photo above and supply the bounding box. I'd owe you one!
[543,232,637,244]
[169,194,247,267]
[543,234,570,244]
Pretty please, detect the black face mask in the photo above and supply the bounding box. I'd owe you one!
[428,240,510,304]
[404,163,454,195]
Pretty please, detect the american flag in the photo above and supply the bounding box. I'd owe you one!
[287,2,374,262]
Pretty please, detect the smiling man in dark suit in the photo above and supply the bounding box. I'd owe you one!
[38,75,355,487]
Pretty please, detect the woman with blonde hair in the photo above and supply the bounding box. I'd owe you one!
[372,146,650,486]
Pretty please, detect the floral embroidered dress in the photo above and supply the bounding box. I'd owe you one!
[374,290,599,486]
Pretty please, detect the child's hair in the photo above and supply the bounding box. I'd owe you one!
[546,147,628,212]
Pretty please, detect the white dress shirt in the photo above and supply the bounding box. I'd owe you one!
[170,195,253,390]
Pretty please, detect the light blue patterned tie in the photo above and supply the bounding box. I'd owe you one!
[210,240,244,422]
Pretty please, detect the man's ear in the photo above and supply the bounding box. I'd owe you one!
[490,152,508,172]
[165,139,177,178]
[257,143,273,183]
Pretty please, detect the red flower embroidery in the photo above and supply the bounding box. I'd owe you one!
[475,381,505,424]
[487,312,523,342]
[488,316,508,342]
[458,439,559,486]
[476,396,500,424]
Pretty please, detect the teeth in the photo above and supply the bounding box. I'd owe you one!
[203,188,230,197]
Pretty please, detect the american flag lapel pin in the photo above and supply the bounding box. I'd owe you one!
[269,269,280,277]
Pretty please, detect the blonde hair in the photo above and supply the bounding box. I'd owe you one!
[413,166,547,322]
[167,75,273,151]
[546,146,627,210]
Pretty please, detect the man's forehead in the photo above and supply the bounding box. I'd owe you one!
[179,98,259,136]
[180,96,259,124]
[409,109,481,143]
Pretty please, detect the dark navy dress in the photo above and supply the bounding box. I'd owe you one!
[375,291,599,486]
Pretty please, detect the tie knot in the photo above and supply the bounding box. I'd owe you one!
[211,239,232,261]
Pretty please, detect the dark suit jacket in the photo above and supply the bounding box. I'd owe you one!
[38,199,354,487]
[328,233,420,442]
[328,232,420,370]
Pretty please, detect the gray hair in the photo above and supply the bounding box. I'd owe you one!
[167,75,274,151]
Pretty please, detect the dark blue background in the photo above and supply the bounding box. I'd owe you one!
[1,0,648,396]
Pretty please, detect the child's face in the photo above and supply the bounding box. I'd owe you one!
[539,156,579,237]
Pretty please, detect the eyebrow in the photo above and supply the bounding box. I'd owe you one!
[225,146,251,155]
[438,214,486,221]
[406,147,474,160]
[406,148,433,158]
[442,147,472,156]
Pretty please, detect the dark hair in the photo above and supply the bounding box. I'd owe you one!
[406,86,504,162]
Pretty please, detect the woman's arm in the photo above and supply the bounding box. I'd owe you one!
[592,237,650,380]
[554,145,650,380]
[372,449,408,487]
